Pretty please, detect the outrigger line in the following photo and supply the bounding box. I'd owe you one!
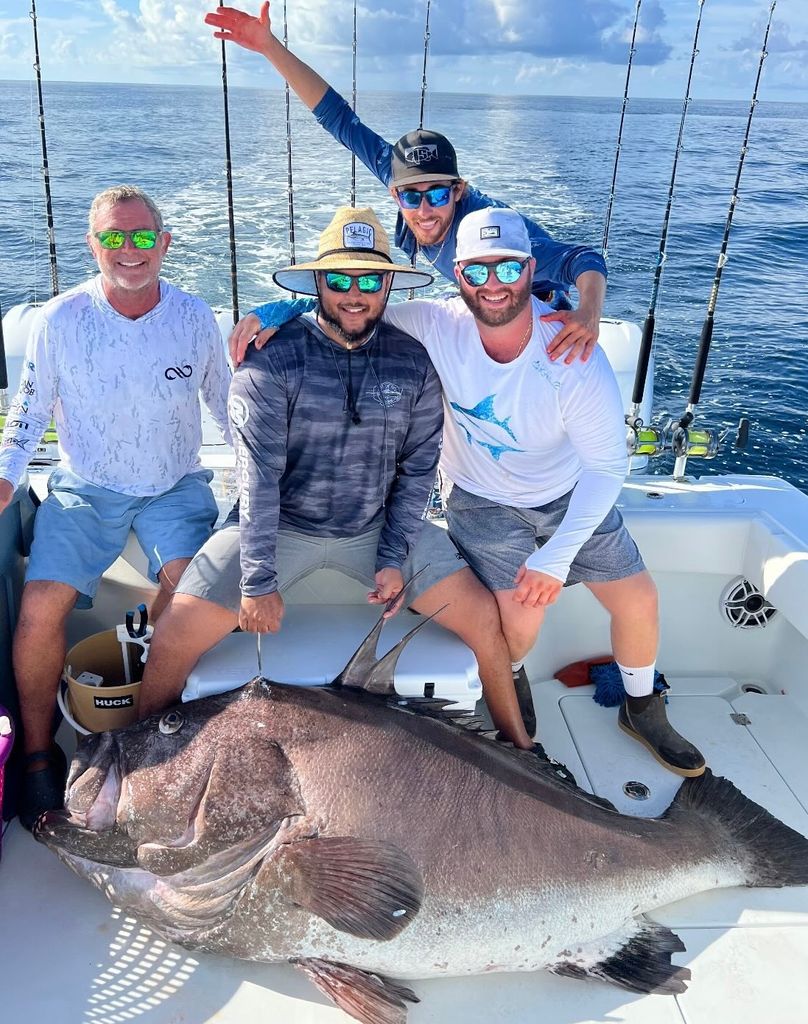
[626,0,707,458]
[671,0,776,480]
[29,0,59,299]
[217,0,240,324]
[282,0,297,292]
[601,0,642,260]
[350,0,358,207]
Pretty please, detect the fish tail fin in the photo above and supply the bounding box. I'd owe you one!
[664,768,808,887]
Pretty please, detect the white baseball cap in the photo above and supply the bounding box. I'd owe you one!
[454,208,532,263]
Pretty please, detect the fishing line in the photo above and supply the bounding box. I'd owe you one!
[282,0,297,295]
[626,0,707,450]
[30,0,59,298]
[218,0,240,324]
[602,0,642,259]
[410,0,434,294]
[418,0,433,131]
[351,0,357,207]
[672,0,776,478]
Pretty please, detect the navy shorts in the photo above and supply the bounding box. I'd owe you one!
[445,484,645,592]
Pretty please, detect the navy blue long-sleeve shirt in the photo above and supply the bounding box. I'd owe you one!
[230,313,443,597]
[312,86,607,295]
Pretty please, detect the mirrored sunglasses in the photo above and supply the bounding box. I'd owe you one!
[94,229,160,250]
[323,272,386,294]
[460,258,530,287]
[396,185,454,210]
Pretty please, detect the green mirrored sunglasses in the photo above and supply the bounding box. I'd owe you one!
[94,229,160,250]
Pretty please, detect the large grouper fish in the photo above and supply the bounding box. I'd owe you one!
[36,601,808,1024]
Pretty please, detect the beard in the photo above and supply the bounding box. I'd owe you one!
[316,304,382,343]
[458,272,533,328]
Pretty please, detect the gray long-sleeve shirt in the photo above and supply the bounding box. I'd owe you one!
[230,313,443,597]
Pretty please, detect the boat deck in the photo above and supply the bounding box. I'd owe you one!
[3,673,807,1024]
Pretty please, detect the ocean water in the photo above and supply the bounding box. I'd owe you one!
[1,80,806,489]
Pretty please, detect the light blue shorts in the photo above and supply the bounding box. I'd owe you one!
[445,484,645,593]
[26,467,219,607]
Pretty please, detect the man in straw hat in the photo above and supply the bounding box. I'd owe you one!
[139,207,537,753]
[235,206,707,778]
[205,2,607,365]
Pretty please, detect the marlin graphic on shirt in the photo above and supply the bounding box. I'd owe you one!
[449,395,524,462]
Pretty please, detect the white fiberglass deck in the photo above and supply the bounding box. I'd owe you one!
[3,673,808,1024]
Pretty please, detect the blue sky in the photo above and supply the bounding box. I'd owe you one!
[0,1,805,101]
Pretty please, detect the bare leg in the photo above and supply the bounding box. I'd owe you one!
[411,568,534,750]
[494,589,546,664]
[150,556,193,621]
[14,580,78,763]
[138,593,237,718]
[586,571,659,672]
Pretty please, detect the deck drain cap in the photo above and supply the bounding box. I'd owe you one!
[623,781,651,801]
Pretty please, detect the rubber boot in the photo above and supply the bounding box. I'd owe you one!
[513,665,537,739]
[618,692,706,778]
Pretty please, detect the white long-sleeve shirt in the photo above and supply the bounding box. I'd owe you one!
[381,296,629,583]
[0,276,231,497]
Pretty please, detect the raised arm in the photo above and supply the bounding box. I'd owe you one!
[205,3,328,109]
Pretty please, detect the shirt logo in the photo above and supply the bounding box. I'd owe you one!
[164,364,193,380]
[480,226,501,239]
[404,144,438,164]
[368,382,403,407]
[343,223,375,249]
[229,394,250,429]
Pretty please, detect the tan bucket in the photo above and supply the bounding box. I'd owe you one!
[65,628,142,733]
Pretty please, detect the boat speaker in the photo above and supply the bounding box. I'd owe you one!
[720,577,776,629]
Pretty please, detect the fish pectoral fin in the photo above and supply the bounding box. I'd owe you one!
[293,958,418,1024]
[275,836,424,940]
[549,920,691,995]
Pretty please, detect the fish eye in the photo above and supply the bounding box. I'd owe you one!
[158,710,186,735]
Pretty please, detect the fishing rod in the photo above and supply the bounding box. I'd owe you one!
[30,0,59,298]
[418,0,432,130]
[350,0,357,207]
[626,0,707,460]
[282,0,297,286]
[671,0,775,479]
[602,0,642,260]
[0,303,9,415]
[218,0,240,324]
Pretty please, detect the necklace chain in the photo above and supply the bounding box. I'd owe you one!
[513,316,534,359]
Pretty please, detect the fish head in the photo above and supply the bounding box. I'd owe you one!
[36,679,304,876]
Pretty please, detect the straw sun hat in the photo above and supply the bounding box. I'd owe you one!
[272,206,433,296]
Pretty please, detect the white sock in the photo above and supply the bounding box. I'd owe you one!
[617,662,655,698]
[511,661,524,674]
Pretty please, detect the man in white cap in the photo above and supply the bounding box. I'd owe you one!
[138,207,537,755]
[205,2,607,362]
[238,207,706,778]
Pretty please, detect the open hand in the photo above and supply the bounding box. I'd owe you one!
[229,313,278,366]
[205,2,274,55]
[541,308,599,364]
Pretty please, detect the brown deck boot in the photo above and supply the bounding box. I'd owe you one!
[618,692,706,778]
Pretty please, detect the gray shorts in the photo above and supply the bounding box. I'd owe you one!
[175,519,467,614]
[444,485,645,593]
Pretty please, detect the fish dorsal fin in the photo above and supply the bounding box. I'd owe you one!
[360,607,446,695]
[331,567,434,693]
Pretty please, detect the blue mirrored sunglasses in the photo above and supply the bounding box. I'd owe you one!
[460,258,530,287]
[396,185,454,210]
[323,272,386,294]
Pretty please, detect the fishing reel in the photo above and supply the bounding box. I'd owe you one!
[625,417,670,459]
[670,417,749,460]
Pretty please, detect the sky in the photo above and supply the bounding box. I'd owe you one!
[0,0,805,102]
